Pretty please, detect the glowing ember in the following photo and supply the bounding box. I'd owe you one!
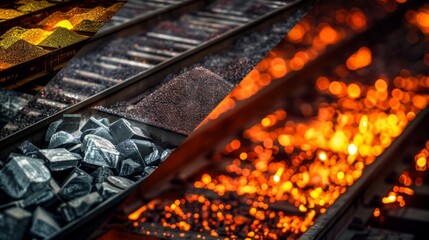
[347,144,358,155]
[382,194,397,204]
[346,47,372,70]
[319,25,338,45]
[374,139,429,218]
[406,5,429,35]
[273,167,284,183]
[318,151,327,161]
[373,208,381,217]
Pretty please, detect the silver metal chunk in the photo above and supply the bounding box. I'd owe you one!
[0,207,32,240]
[39,148,81,171]
[92,166,114,184]
[119,158,143,177]
[48,131,80,149]
[109,118,150,143]
[96,182,122,199]
[116,139,153,166]
[82,134,122,169]
[30,207,60,239]
[59,192,103,222]
[107,176,134,190]
[59,168,93,200]
[0,156,51,199]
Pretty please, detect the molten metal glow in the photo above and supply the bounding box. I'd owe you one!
[273,167,284,183]
[128,205,147,221]
[416,157,426,168]
[53,20,74,30]
[382,194,397,204]
[319,151,327,161]
[348,144,358,155]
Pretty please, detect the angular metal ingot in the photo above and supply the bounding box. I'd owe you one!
[57,114,81,133]
[29,207,60,239]
[45,119,62,142]
[6,153,23,162]
[6,153,44,166]
[60,168,93,200]
[16,140,39,157]
[119,159,143,177]
[160,149,173,163]
[100,118,110,127]
[82,134,122,169]
[135,139,156,156]
[92,127,117,145]
[0,207,32,240]
[22,190,57,209]
[116,139,154,166]
[48,131,80,149]
[68,144,82,155]
[144,148,161,166]
[0,156,51,199]
[39,148,81,171]
[109,118,150,143]
[59,192,103,222]
[49,178,61,194]
[80,128,95,142]
[142,166,157,179]
[107,176,134,190]
[92,166,114,184]
[80,117,107,132]
[97,182,122,199]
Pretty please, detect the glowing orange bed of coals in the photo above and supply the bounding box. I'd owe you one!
[129,64,429,239]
